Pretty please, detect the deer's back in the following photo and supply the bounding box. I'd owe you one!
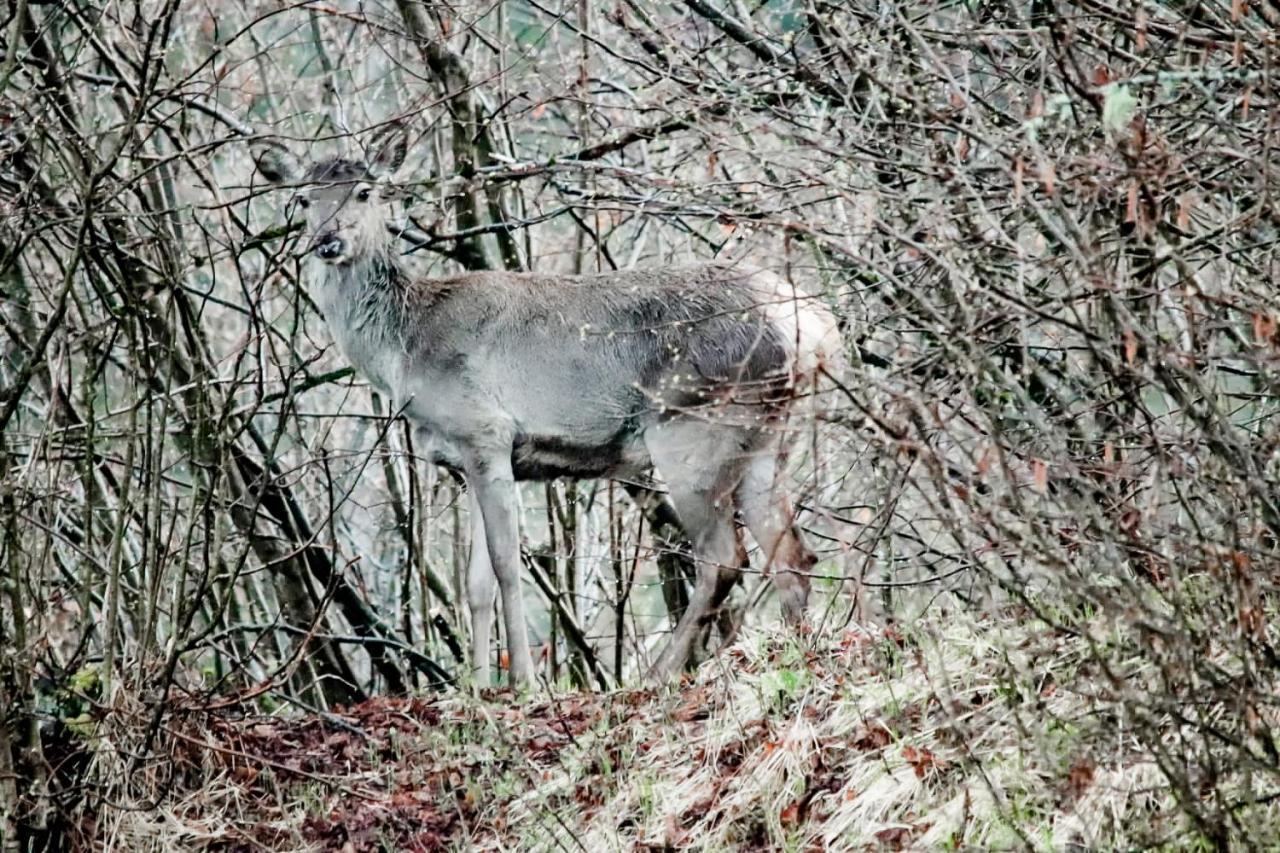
[407,263,834,388]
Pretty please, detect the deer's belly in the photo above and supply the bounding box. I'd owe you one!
[511,429,650,481]
[409,418,650,482]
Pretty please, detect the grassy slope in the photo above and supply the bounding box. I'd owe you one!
[90,613,1233,851]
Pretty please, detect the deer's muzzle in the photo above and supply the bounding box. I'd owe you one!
[313,233,346,262]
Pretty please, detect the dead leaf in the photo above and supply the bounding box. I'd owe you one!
[1040,160,1056,196]
[1176,192,1195,230]
[672,686,710,722]
[875,826,913,849]
[1064,758,1095,801]
[1124,328,1138,364]
[663,814,688,847]
[902,745,942,779]
[457,786,476,812]
[976,445,992,476]
[1252,312,1276,345]
[853,722,892,751]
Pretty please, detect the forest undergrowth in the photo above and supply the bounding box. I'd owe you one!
[62,607,1270,852]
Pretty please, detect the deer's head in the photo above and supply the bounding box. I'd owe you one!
[254,125,409,266]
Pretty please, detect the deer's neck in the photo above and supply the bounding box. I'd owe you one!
[315,251,407,327]
[313,251,411,390]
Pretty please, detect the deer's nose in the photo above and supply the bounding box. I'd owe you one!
[313,232,345,261]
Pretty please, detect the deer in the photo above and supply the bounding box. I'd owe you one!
[252,124,844,688]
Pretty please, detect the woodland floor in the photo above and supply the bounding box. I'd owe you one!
[83,614,1218,851]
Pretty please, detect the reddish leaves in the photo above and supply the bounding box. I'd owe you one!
[852,722,893,751]
[1253,312,1277,347]
[1063,757,1097,804]
[902,745,943,780]
[198,693,625,851]
[874,825,917,849]
[670,685,712,723]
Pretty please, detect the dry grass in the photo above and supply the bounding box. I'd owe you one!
[68,607,1272,851]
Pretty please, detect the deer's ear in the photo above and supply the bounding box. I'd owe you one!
[253,144,301,185]
[368,124,409,177]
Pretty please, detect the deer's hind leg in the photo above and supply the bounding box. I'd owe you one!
[644,419,753,681]
[736,441,817,625]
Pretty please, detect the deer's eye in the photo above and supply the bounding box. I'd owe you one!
[356,187,372,202]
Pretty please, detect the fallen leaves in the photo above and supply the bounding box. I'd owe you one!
[902,744,944,780]
[151,624,1120,851]
[853,721,893,751]
[189,692,620,851]
[1063,757,1097,803]
[874,825,915,849]
[670,684,711,722]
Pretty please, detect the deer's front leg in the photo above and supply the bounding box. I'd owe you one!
[463,451,536,688]
[466,487,498,686]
